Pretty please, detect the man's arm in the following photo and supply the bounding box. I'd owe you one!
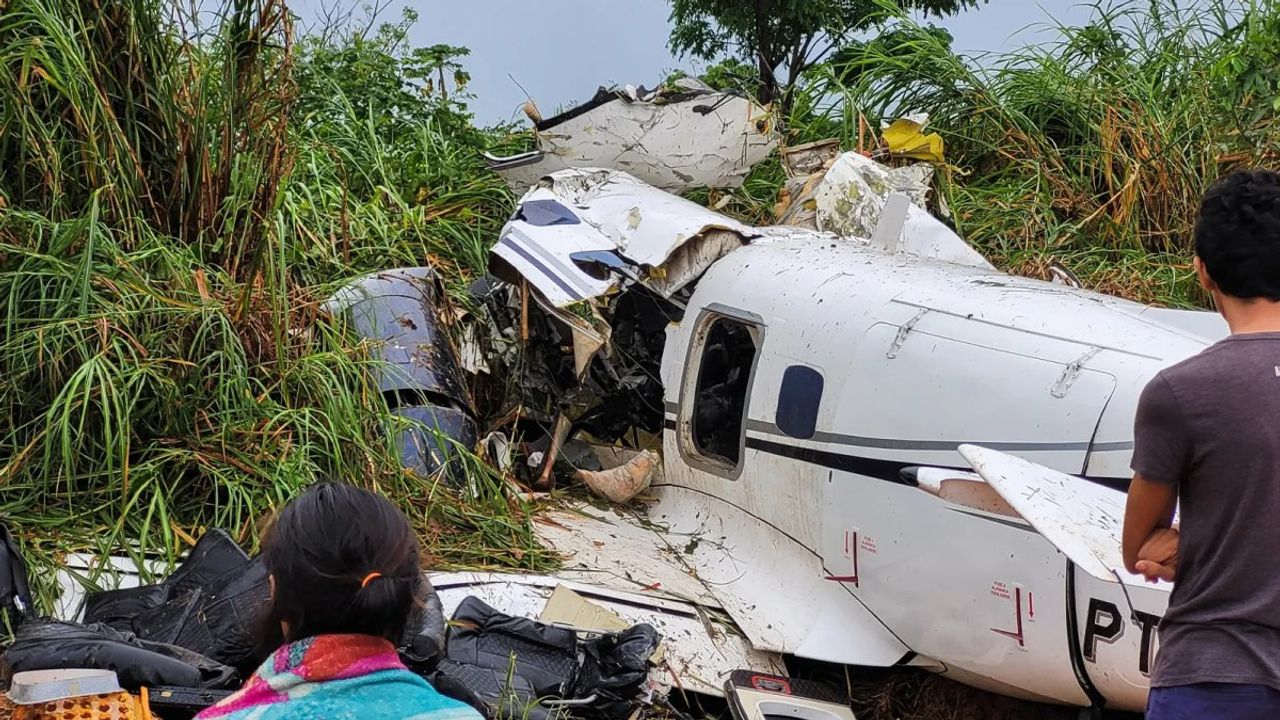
[1123,374,1188,583]
[1122,474,1178,580]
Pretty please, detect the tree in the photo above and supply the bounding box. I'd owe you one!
[294,9,481,147]
[667,0,986,111]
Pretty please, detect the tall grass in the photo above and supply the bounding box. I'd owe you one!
[0,0,550,611]
[762,0,1280,306]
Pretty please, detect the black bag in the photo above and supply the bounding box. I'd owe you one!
[430,596,579,720]
[442,596,579,697]
[399,575,447,673]
[573,625,660,719]
[432,658,564,720]
[147,558,271,673]
[0,524,32,637]
[3,619,239,690]
[430,597,660,720]
[84,530,270,675]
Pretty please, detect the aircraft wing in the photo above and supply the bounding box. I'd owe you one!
[959,444,1129,582]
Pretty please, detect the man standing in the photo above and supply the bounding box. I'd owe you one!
[1124,169,1280,719]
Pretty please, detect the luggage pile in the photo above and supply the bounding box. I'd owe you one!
[0,528,659,720]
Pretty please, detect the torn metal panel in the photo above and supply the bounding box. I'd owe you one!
[531,505,719,607]
[391,405,479,483]
[324,267,480,482]
[811,153,994,270]
[324,267,472,411]
[642,230,745,299]
[491,169,757,307]
[548,170,755,267]
[869,193,993,270]
[812,152,932,237]
[486,85,776,193]
[493,170,757,308]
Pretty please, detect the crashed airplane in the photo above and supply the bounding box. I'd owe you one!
[30,94,1221,716]
[462,138,1226,714]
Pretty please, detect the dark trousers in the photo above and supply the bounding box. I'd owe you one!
[1147,683,1280,719]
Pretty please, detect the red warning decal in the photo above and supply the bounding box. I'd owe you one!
[825,529,860,587]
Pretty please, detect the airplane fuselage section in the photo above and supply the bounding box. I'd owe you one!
[657,238,1204,712]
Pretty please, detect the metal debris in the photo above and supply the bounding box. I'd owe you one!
[484,80,776,193]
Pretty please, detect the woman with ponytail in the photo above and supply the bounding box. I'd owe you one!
[196,483,480,720]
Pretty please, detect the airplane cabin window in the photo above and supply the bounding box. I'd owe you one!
[691,317,758,467]
[777,365,824,439]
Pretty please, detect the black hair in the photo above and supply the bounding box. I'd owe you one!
[262,483,421,644]
[1194,168,1280,301]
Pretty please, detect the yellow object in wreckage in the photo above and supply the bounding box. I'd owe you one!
[882,117,945,164]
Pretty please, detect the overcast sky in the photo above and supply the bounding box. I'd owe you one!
[290,1,1110,125]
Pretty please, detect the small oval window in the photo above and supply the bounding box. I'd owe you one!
[777,365,823,440]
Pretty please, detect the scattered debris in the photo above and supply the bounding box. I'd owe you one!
[575,450,658,504]
[2,669,153,720]
[724,670,853,720]
[484,80,776,193]
[880,114,945,164]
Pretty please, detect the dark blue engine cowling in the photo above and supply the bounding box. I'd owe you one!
[325,268,479,482]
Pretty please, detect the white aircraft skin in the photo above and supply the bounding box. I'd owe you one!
[488,168,1229,714]
[652,235,1219,713]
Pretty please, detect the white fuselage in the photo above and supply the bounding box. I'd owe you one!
[655,236,1218,712]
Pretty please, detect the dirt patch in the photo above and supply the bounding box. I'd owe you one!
[846,668,1080,720]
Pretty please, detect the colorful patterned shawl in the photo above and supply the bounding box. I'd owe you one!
[196,634,481,720]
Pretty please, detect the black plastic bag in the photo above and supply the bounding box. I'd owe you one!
[573,625,660,720]
[3,619,239,690]
[399,575,447,673]
[84,531,270,675]
[0,524,32,636]
[158,558,271,673]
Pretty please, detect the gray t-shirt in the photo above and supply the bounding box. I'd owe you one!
[1132,332,1280,690]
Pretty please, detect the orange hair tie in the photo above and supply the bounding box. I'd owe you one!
[360,572,383,588]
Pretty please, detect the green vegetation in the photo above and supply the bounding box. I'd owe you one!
[1,0,1276,610]
[762,0,1277,306]
[0,0,548,609]
[667,0,986,109]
